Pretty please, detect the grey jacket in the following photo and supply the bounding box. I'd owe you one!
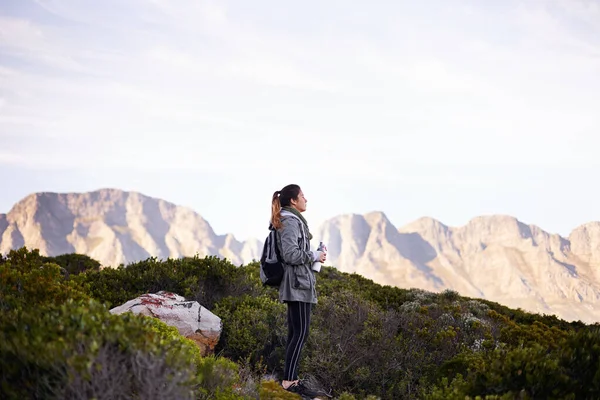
[277,211,318,304]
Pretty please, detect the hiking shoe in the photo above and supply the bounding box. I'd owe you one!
[298,378,333,399]
[284,380,332,399]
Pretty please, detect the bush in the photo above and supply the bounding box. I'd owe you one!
[195,355,253,400]
[77,255,263,309]
[0,300,200,399]
[0,248,253,400]
[42,253,101,275]
[259,379,300,399]
[303,290,404,398]
[213,295,286,372]
[0,247,90,312]
[2,247,593,399]
[558,327,600,399]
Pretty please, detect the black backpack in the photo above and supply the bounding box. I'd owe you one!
[260,228,284,287]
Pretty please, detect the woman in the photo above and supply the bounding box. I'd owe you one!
[270,184,328,398]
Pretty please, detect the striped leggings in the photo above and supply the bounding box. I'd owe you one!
[284,301,313,381]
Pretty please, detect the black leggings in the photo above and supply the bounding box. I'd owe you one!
[284,301,313,381]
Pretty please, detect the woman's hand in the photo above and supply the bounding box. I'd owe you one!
[318,251,327,263]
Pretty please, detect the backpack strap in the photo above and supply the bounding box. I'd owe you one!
[260,237,269,263]
[273,229,283,261]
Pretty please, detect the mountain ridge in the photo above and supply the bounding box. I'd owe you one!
[0,188,261,267]
[3,188,600,323]
[317,212,600,323]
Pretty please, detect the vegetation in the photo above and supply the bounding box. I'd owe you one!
[1,246,599,399]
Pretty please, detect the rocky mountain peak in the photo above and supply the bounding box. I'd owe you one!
[569,222,600,268]
[399,216,447,234]
[363,211,390,224]
[570,221,600,237]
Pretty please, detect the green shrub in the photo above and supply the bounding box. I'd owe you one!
[2,247,593,400]
[336,392,358,400]
[558,327,600,399]
[213,295,286,371]
[471,345,566,398]
[429,343,572,399]
[0,247,90,312]
[0,248,251,400]
[425,374,530,400]
[303,290,405,398]
[195,355,248,399]
[259,379,300,399]
[42,252,101,275]
[440,289,461,302]
[489,311,567,350]
[0,299,200,399]
[77,255,263,309]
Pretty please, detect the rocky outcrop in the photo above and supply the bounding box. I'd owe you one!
[109,291,222,356]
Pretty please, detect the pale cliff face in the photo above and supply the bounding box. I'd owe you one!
[0,189,262,267]
[569,222,600,269]
[317,213,600,324]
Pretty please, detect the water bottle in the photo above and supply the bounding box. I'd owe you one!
[312,241,327,272]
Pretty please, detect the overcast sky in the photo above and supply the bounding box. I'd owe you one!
[1,0,599,241]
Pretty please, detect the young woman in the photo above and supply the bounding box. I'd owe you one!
[270,184,328,398]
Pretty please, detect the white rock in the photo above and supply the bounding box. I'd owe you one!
[110,291,222,355]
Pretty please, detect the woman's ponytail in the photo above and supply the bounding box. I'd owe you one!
[271,191,282,229]
[270,184,301,230]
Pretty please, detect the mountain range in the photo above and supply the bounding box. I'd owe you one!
[0,189,261,267]
[2,188,600,323]
[317,212,600,323]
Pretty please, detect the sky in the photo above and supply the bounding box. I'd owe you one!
[1,0,599,241]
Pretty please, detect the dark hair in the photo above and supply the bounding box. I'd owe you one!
[271,184,301,229]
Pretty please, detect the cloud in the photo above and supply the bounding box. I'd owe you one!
[0,17,90,73]
[515,1,600,60]
[34,0,158,30]
[143,0,229,34]
[1,0,599,178]
[0,151,80,169]
[553,0,600,26]
[0,17,43,48]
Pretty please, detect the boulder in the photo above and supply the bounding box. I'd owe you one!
[109,291,221,356]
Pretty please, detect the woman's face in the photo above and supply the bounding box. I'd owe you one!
[291,190,307,212]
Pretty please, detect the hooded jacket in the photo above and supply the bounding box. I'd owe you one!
[277,210,318,304]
